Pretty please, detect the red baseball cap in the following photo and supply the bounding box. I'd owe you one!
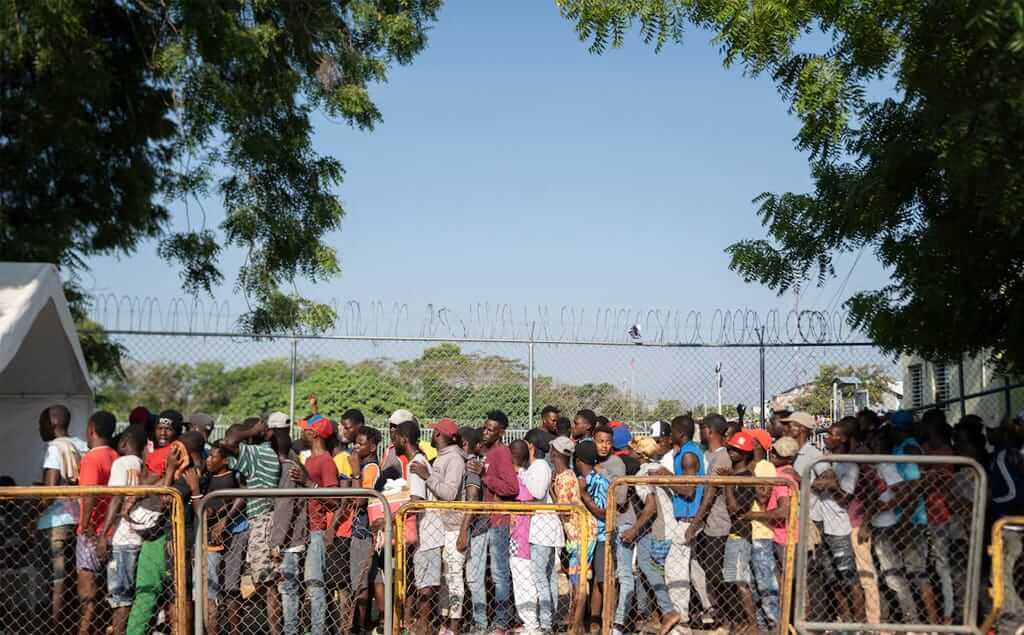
[608,420,626,429]
[298,415,332,439]
[433,418,459,439]
[750,429,773,452]
[727,430,755,453]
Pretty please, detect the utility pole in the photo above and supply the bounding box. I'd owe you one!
[715,362,723,415]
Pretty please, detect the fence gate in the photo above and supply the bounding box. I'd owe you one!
[192,487,393,635]
[983,516,1024,634]
[0,485,188,635]
[794,454,987,634]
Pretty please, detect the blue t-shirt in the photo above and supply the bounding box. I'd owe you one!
[586,471,610,542]
[893,437,927,525]
[672,441,705,519]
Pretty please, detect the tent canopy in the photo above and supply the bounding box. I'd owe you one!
[0,262,94,484]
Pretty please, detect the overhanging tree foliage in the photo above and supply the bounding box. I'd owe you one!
[1,0,440,337]
[558,0,1024,373]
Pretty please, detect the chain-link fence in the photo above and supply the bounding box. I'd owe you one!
[0,485,188,635]
[793,455,987,634]
[90,330,907,432]
[596,476,799,635]
[984,516,1024,635]
[394,501,591,635]
[193,487,393,635]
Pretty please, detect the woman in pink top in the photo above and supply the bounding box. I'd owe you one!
[509,441,538,633]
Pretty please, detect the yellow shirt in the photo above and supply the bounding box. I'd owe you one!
[333,450,353,479]
[419,440,437,462]
[751,460,777,540]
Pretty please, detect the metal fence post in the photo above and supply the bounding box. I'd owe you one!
[289,336,298,424]
[759,326,767,426]
[528,338,535,426]
[1005,376,1013,422]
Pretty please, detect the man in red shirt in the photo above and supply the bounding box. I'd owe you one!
[77,411,119,635]
[297,416,339,635]
[145,410,183,476]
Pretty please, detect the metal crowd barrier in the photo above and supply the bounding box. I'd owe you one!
[393,500,591,635]
[0,485,188,635]
[983,515,1024,634]
[794,454,987,634]
[600,475,800,635]
[192,487,394,635]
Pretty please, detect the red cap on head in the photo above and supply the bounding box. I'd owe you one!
[727,431,755,453]
[433,418,459,439]
[750,429,773,452]
[298,416,332,439]
[608,420,626,429]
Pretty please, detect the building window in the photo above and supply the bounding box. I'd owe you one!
[909,364,924,407]
[934,364,951,406]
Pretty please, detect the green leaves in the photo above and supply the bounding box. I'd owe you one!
[2,0,440,340]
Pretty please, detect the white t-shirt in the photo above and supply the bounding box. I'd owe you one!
[811,461,858,536]
[410,454,445,551]
[37,437,89,529]
[870,463,904,528]
[523,458,564,547]
[109,455,144,547]
[637,463,676,540]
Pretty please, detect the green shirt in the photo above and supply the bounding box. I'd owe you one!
[235,442,281,517]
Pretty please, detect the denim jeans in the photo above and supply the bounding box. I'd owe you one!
[488,525,513,628]
[279,550,302,635]
[465,532,488,630]
[751,539,780,629]
[530,544,559,629]
[636,533,674,615]
[304,531,327,635]
[613,526,636,626]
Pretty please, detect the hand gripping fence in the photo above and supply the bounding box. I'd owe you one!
[0,485,189,635]
[794,454,987,635]
[983,515,1024,634]
[192,488,394,635]
[393,500,591,635]
[599,475,800,635]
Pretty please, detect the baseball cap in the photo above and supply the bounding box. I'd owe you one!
[608,420,626,429]
[773,436,799,458]
[267,411,290,429]
[550,437,575,457]
[574,439,598,466]
[612,426,632,450]
[157,410,184,435]
[388,409,418,427]
[650,420,672,438]
[632,437,660,460]
[298,415,332,439]
[187,413,215,433]
[727,430,755,453]
[780,411,816,430]
[889,410,914,429]
[750,428,773,452]
[432,418,459,439]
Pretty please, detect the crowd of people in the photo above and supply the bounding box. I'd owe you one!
[2,398,1022,635]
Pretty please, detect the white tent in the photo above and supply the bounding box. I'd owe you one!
[0,263,94,484]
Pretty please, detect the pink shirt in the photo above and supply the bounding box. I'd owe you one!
[510,473,532,559]
[772,464,799,545]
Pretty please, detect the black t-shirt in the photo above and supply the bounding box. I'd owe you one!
[202,470,243,527]
[621,454,642,476]
[730,469,757,540]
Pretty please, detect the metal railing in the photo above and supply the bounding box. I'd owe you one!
[982,515,1024,634]
[392,500,591,635]
[0,485,189,635]
[192,487,394,635]
[794,454,987,634]
[599,475,800,634]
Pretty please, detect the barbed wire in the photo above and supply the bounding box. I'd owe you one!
[86,294,867,345]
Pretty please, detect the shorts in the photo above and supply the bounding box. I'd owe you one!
[43,525,75,583]
[208,530,249,602]
[567,541,597,587]
[813,526,856,585]
[723,538,753,584]
[593,539,607,583]
[75,535,103,573]
[873,524,927,579]
[245,513,275,585]
[414,546,442,589]
[350,535,381,593]
[106,546,140,608]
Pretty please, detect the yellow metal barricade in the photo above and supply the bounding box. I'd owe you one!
[394,500,590,635]
[0,485,188,635]
[983,515,1024,635]
[599,475,800,635]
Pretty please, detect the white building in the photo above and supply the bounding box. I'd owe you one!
[899,353,1023,423]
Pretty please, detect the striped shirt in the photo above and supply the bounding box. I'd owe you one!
[235,443,281,517]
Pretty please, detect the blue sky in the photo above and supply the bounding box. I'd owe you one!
[87,1,888,328]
